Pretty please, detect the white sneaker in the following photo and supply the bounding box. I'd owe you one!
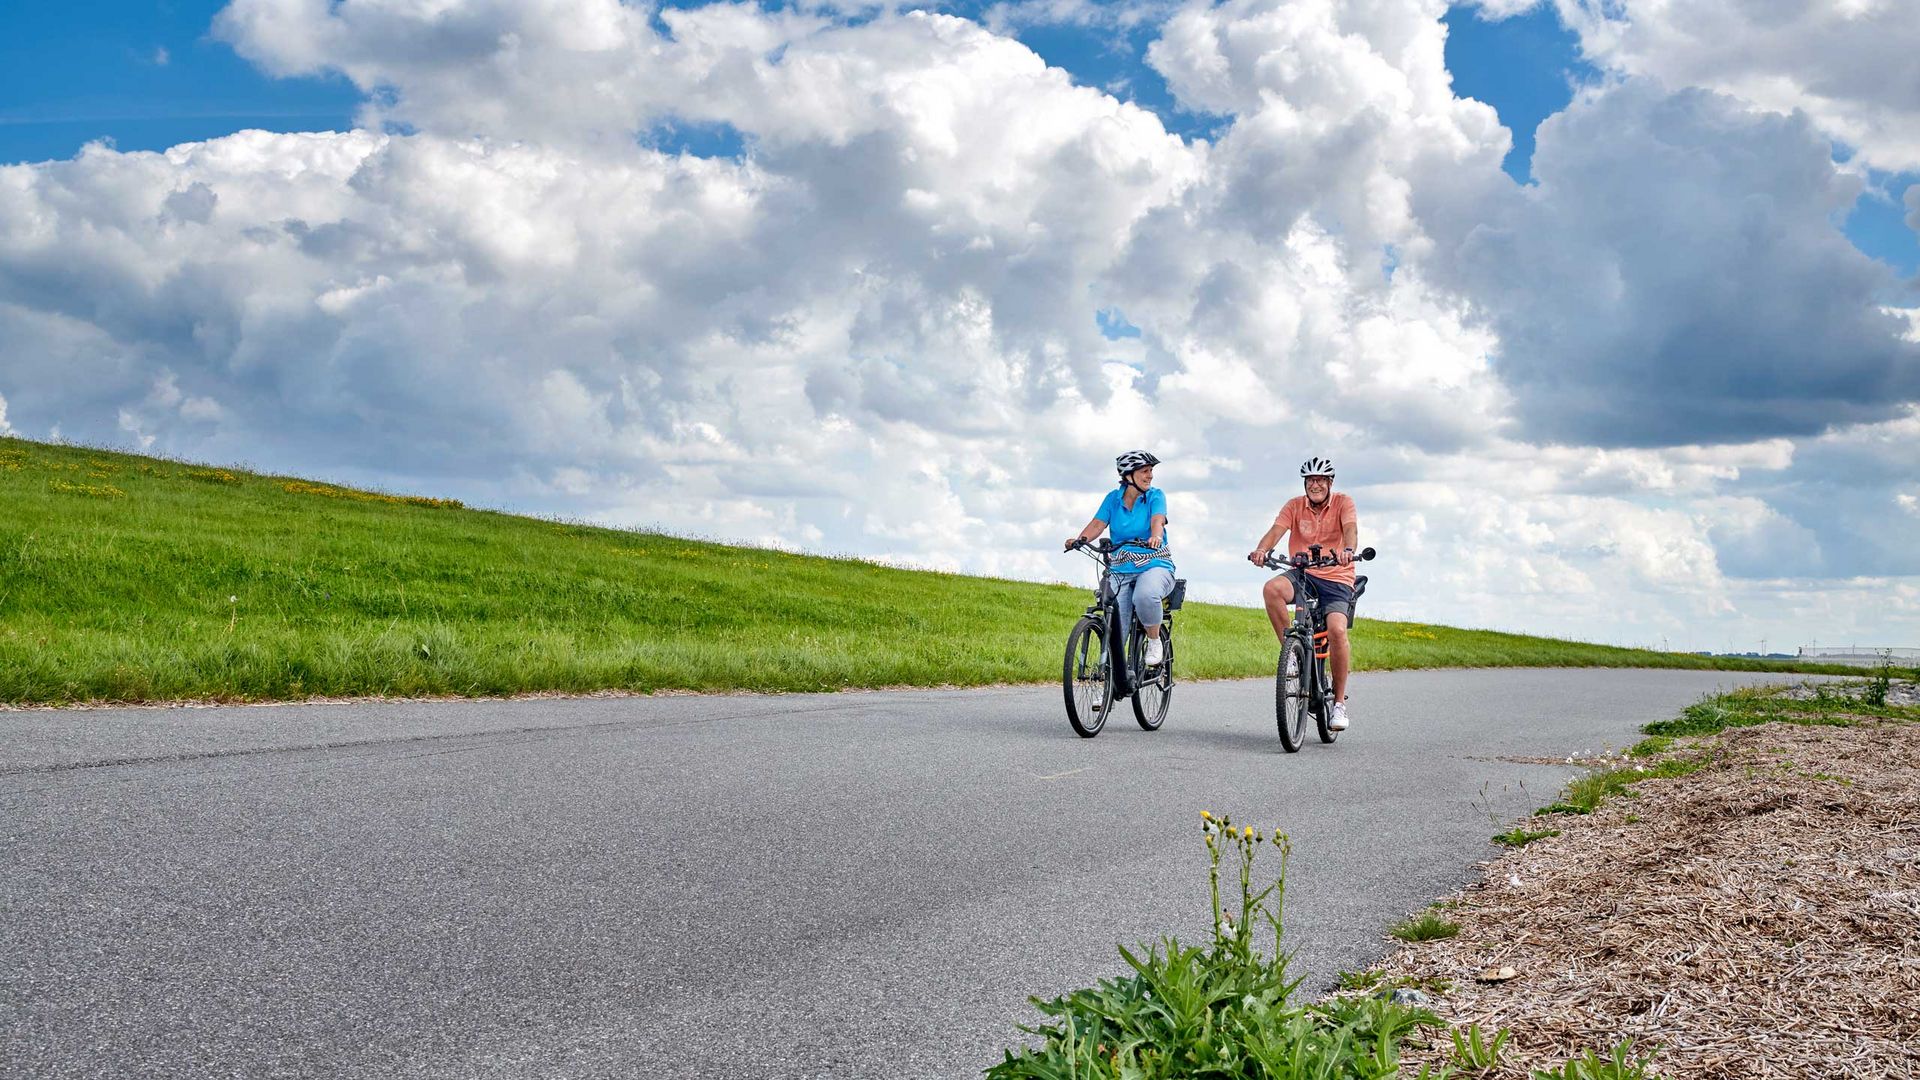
[1144,636,1165,666]
[1329,701,1350,731]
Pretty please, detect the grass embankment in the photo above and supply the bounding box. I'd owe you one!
[0,436,1840,705]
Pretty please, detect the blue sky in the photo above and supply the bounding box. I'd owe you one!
[0,1,358,163]
[6,2,1911,279]
[1441,3,1589,183]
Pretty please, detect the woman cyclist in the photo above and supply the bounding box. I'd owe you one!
[1063,451,1175,668]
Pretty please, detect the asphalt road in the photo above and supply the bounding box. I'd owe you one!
[1,668,1812,1079]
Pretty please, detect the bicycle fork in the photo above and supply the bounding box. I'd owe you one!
[1105,609,1135,698]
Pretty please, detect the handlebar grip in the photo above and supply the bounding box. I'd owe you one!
[1360,546,1376,561]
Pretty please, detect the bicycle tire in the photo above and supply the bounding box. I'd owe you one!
[1130,624,1172,731]
[1063,616,1112,738]
[1276,635,1309,753]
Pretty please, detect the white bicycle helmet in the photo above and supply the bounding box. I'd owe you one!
[1299,456,1335,479]
[1115,450,1161,476]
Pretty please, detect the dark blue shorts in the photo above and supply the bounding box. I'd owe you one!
[1291,572,1356,622]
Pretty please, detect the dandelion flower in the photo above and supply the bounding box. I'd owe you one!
[228,595,237,604]
[1200,810,1212,821]
[1243,826,1254,839]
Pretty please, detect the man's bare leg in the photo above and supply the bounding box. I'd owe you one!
[1325,611,1351,702]
[1260,574,1294,642]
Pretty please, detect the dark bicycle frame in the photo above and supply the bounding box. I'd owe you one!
[1072,539,1144,699]
[1262,544,1374,741]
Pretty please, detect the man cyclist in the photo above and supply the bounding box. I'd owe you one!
[1246,457,1360,730]
[1065,450,1175,671]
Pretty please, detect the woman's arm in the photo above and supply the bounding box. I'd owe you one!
[1065,516,1105,550]
[1148,514,1166,550]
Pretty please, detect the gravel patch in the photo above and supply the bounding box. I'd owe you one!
[1358,706,1920,1079]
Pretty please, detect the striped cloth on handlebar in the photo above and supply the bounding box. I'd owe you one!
[1110,542,1172,567]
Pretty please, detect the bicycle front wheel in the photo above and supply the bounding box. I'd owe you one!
[1063,616,1112,738]
[1130,624,1172,731]
[1276,636,1309,753]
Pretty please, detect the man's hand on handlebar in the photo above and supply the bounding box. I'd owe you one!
[1251,546,1377,571]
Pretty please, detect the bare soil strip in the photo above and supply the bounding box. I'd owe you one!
[1367,716,1920,1079]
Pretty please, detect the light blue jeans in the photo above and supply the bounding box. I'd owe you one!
[1111,566,1175,646]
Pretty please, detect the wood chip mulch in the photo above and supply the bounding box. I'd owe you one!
[1365,717,1920,1079]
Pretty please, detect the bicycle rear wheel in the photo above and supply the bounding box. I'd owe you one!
[1313,655,1339,744]
[1130,624,1172,731]
[1063,616,1112,738]
[1276,636,1309,753]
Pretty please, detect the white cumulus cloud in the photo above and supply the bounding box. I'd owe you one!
[2,0,1918,652]
[1474,0,1920,173]
[1425,79,1920,447]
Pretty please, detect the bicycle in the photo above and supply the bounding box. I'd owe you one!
[1062,538,1186,738]
[1256,544,1376,752]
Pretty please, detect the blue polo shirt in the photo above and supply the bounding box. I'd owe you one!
[1095,486,1174,575]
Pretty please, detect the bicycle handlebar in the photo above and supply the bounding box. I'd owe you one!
[1065,537,1163,555]
[1259,545,1376,572]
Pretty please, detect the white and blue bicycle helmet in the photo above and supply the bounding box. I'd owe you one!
[1116,450,1160,477]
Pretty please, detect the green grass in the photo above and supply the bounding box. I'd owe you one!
[0,435,1850,705]
[1493,825,1560,848]
[1527,680,1920,821]
[1389,912,1461,942]
[997,816,1648,1079]
[1643,681,1917,738]
[1534,754,1711,817]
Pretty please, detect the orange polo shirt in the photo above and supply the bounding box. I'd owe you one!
[1273,493,1358,585]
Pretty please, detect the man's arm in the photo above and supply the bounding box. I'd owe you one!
[1337,500,1359,565]
[1248,512,1288,565]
